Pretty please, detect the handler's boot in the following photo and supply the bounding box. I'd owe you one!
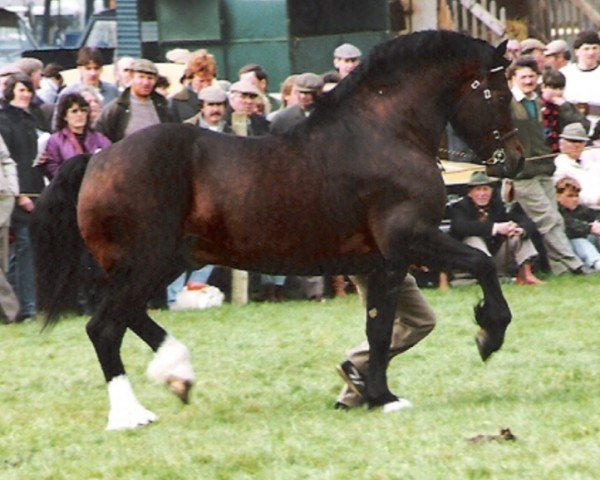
[516,263,544,285]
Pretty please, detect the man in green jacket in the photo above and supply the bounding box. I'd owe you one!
[509,56,583,275]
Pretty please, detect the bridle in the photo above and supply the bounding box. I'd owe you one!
[453,65,519,167]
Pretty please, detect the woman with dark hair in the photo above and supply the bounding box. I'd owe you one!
[39,92,111,179]
[0,73,46,321]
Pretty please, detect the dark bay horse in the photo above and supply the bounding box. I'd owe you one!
[31,30,524,430]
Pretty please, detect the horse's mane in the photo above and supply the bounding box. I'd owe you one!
[326,30,493,103]
[277,30,497,137]
[312,33,494,120]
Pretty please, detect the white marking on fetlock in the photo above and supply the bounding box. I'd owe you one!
[147,335,195,384]
[383,398,413,414]
[106,375,158,431]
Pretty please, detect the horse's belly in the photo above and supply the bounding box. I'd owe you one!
[185,225,380,275]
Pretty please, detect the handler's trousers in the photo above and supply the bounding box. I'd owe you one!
[462,235,538,275]
[337,273,436,407]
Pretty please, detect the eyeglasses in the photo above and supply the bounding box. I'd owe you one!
[238,92,258,99]
[67,107,89,114]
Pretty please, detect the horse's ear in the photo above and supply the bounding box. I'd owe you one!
[495,39,508,57]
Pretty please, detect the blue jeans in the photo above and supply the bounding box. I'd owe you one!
[7,225,36,317]
[570,236,600,268]
[167,266,214,306]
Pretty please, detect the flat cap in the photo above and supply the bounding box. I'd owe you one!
[544,39,569,56]
[198,85,227,103]
[229,80,261,96]
[165,48,190,64]
[14,57,44,76]
[294,72,324,93]
[131,58,158,75]
[0,64,21,77]
[560,123,589,142]
[573,30,600,49]
[333,43,362,59]
[520,38,545,53]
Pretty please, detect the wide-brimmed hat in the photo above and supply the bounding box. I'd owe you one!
[468,171,494,186]
[544,39,569,56]
[294,72,324,93]
[198,85,227,103]
[559,123,589,142]
[229,80,261,96]
[333,43,362,59]
[131,58,158,75]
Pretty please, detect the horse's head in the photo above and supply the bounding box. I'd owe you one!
[449,40,525,178]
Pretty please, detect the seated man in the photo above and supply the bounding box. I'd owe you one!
[449,172,542,285]
[555,177,600,272]
[553,123,600,208]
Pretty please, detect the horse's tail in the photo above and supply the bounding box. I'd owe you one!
[30,153,93,328]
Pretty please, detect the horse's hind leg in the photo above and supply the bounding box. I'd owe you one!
[127,311,195,404]
[86,301,159,431]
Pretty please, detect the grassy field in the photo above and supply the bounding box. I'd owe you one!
[1,275,598,479]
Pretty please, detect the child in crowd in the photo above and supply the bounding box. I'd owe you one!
[555,177,600,272]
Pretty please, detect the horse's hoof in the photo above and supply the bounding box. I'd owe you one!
[382,398,412,413]
[167,376,193,404]
[476,329,502,362]
[106,406,158,431]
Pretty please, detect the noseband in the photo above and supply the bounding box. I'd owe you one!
[454,66,518,166]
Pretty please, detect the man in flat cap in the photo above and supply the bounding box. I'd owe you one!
[185,85,231,132]
[333,43,362,79]
[226,80,269,137]
[561,30,600,132]
[520,38,546,72]
[96,58,172,143]
[544,39,570,70]
[269,73,323,134]
[239,63,280,115]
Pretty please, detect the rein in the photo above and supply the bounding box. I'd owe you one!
[438,145,600,163]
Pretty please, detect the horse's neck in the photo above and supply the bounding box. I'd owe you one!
[354,79,455,157]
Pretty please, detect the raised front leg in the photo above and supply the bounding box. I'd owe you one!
[411,228,511,361]
[364,268,405,409]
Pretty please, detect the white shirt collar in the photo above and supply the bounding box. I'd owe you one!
[511,86,537,102]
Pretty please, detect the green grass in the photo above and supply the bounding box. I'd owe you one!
[1,275,599,479]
